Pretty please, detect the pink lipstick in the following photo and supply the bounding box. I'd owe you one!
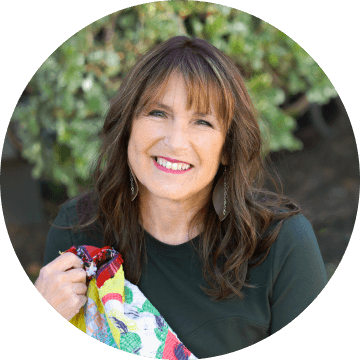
[158,156,192,165]
[153,159,193,174]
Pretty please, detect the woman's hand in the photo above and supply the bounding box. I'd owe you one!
[35,252,88,321]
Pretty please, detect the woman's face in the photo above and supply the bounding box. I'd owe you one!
[128,73,227,204]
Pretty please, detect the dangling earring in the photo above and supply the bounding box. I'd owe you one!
[129,166,138,201]
[212,166,229,221]
[223,167,228,217]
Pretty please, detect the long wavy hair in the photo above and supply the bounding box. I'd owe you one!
[75,36,300,301]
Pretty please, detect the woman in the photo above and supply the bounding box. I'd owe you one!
[35,36,327,357]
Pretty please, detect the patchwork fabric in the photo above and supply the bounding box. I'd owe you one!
[66,245,197,359]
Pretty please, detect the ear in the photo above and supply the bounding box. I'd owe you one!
[220,150,229,166]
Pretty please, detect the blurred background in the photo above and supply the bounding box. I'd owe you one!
[1,1,358,283]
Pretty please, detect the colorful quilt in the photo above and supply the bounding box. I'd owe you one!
[65,245,197,359]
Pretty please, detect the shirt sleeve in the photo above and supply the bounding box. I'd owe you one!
[269,214,327,334]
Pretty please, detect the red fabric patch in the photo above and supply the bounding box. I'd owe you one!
[163,330,191,360]
[102,292,123,304]
[64,245,123,288]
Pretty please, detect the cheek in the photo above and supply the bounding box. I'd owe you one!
[196,134,225,166]
[129,122,153,154]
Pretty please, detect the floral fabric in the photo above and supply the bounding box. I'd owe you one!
[66,245,197,359]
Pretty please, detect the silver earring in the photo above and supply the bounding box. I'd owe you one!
[223,167,227,217]
[130,172,135,196]
[129,167,138,201]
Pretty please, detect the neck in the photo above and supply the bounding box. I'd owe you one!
[138,186,210,245]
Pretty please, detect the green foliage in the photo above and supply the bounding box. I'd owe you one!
[11,1,337,196]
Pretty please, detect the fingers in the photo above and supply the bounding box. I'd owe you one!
[51,252,84,272]
[57,252,87,285]
[73,283,88,295]
[79,294,87,307]
[64,267,87,284]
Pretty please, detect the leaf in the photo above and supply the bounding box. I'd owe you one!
[248,73,272,94]
[205,15,228,38]
[191,17,203,35]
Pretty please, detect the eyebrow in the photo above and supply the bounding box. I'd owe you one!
[152,102,214,118]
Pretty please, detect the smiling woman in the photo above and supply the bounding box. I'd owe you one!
[128,73,227,244]
[36,36,327,358]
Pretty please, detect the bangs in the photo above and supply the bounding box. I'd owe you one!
[133,48,235,131]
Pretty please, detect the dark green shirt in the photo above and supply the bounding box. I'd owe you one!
[43,200,327,358]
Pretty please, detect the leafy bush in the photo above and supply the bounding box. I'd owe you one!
[10,1,337,197]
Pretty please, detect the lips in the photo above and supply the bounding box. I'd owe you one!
[155,156,192,166]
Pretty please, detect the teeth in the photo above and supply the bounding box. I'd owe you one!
[156,157,191,171]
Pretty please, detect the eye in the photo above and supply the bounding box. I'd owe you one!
[149,110,164,116]
[149,110,212,127]
[197,119,213,127]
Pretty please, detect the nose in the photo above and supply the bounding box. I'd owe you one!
[163,119,190,151]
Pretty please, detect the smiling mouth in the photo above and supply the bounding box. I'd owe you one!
[151,156,194,167]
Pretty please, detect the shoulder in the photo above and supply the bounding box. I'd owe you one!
[270,213,327,282]
[278,214,316,245]
[274,214,318,253]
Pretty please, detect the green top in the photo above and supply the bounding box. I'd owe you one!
[43,199,327,358]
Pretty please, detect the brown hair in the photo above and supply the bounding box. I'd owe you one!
[77,36,300,300]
